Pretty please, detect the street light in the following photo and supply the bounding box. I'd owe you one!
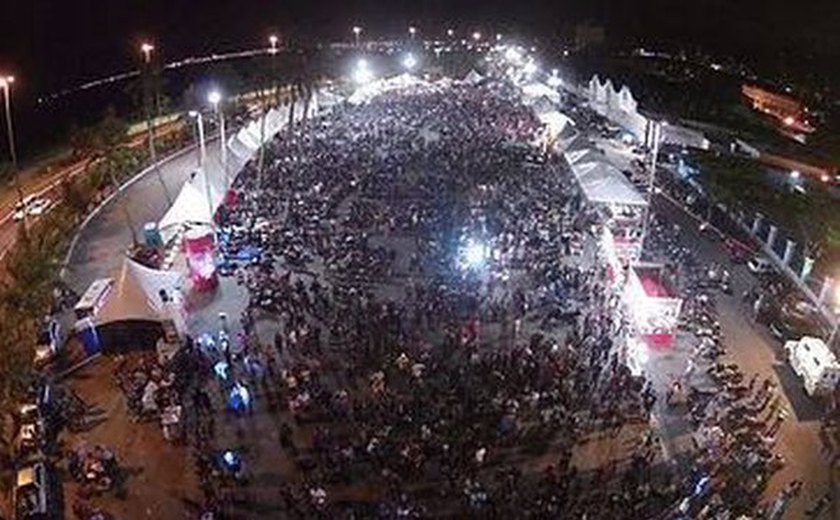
[408,26,417,39]
[354,59,374,84]
[207,90,227,175]
[0,74,23,207]
[446,29,455,38]
[188,110,206,167]
[352,26,363,46]
[0,76,18,171]
[472,31,482,41]
[140,43,154,64]
[269,35,279,54]
[402,53,417,71]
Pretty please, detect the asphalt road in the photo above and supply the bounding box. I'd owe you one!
[652,189,831,518]
[63,136,236,293]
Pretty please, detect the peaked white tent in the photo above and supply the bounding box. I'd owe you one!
[538,110,575,138]
[522,82,560,104]
[571,160,648,207]
[98,258,184,325]
[158,169,226,242]
[464,69,484,85]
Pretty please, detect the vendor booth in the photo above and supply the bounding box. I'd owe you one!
[624,263,683,348]
[92,258,186,353]
[784,336,840,397]
[183,227,218,292]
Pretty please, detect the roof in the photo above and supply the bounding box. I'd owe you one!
[158,168,226,242]
[571,159,648,207]
[98,258,184,325]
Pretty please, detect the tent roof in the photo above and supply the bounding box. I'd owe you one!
[158,169,226,238]
[564,147,604,166]
[522,82,560,104]
[464,69,484,84]
[98,258,184,325]
[538,110,575,136]
[571,160,648,207]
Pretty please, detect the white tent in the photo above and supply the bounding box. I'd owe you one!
[564,147,604,166]
[538,110,575,138]
[464,69,484,85]
[98,258,184,325]
[158,169,226,241]
[522,82,560,104]
[571,160,648,207]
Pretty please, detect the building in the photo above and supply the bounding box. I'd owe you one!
[741,84,814,134]
[585,75,710,150]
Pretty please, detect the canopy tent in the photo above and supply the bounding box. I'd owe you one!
[538,110,575,139]
[564,147,604,166]
[463,69,484,85]
[571,160,648,207]
[98,258,184,325]
[522,82,561,104]
[158,169,227,242]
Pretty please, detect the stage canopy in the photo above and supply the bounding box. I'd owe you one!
[98,258,184,325]
[349,73,430,105]
[570,159,648,207]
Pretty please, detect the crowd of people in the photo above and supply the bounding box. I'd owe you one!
[128,71,826,519]
[170,78,703,518]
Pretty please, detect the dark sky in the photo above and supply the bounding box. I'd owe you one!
[1,0,838,94]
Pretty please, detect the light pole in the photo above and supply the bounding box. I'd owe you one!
[409,26,417,40]
[447,29,455,38]
[0,75,23,205]
[269,34,279,55]
[189,110,214,227]
[208,90,227,184]
[188,111,206,167]
[139,42,172,204]
[352,26,362,47]
[639,120,664,255]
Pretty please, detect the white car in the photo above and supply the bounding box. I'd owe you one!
[13,196,52,222]
[747,256,774,275]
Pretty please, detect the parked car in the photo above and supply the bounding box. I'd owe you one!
[33,319,61,370]
[13,196,53,222]
[13,462,51,519]
[747,256,774,275]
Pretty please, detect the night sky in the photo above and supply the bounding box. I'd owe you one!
[1,0,838,94]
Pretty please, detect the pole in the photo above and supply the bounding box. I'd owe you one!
[639,121,662,256]
[196,113,206,166]
[1,81,23,206]
[141,51,172,204]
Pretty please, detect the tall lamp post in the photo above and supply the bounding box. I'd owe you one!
[188,110,213,227]
[139,42,172,203]
[188,111,206,167]
[207,90,227,185]
[352,26,363,47]
[408,26,417,40]
[0,75,23,205]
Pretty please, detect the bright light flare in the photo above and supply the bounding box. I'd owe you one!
[783,116,795,126]
[472,31,482,41]
[402,53,417,70]
[504,47,522,62]
[461,240,489,269]
[353,59,374,84]
[207,90,222,105]
[790,170,801,180]
[523,60,538,76]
